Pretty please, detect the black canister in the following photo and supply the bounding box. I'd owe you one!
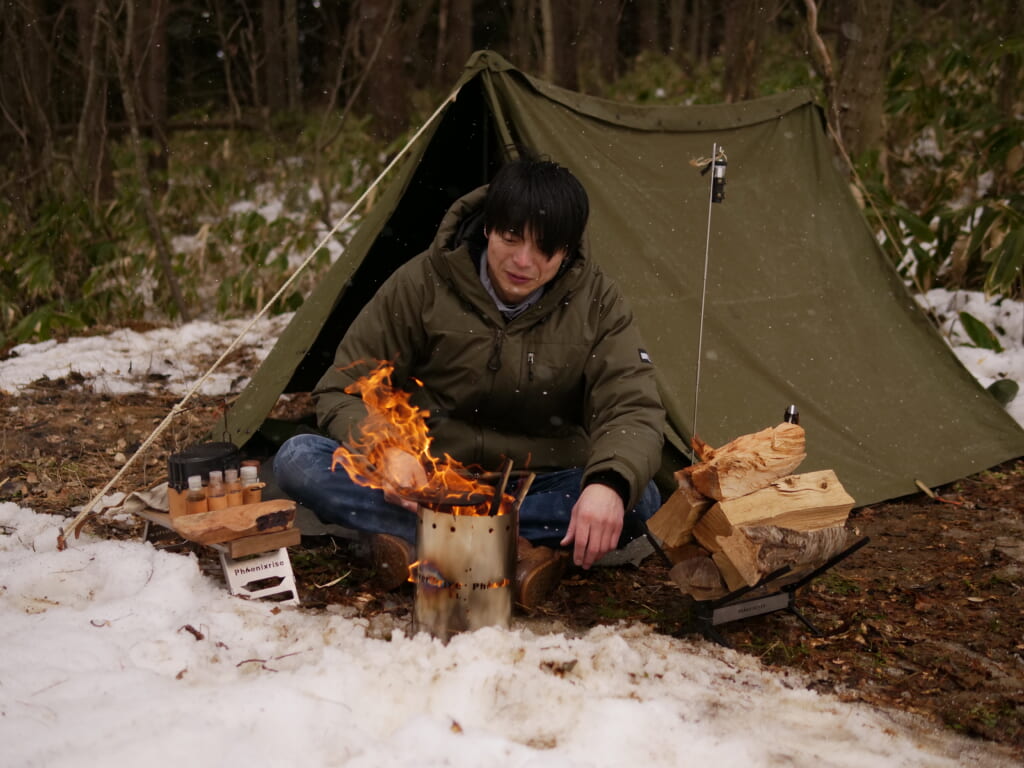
[167,442,242,491]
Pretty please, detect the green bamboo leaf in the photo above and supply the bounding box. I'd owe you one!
[983,228,1024,296]
[959,310,1003,352]
[895,206,936,243]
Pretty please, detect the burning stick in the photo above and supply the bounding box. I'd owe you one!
[488,458,514,516]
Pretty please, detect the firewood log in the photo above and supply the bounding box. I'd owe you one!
[172,500,296,545]
[646,470,712,548]
[716,524,856,587]
[693,469,854,552]
[668,548,727,601]
[689,422,807,500]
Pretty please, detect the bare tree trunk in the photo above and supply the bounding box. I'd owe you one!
[803,0,841,143]
[539,0,555,81]
[108,0,190,322]
[210,0,243,122]
[697,0,712,67]
[1,0,56,204]
[72,0,114,204]
[667,0,686,65]
[834,0,893,159]
[262,0,286,112]
[284,0,301,109]
[359,0,407,142]
[550,1,578,88]
[504,0,540,73]
[633,0,660,54]
[435,0,471,86]
[574,0,619,91]
[687,0,701,64]
[997,0,1021,120]
[133,0,169,190]
[722,0,777,102]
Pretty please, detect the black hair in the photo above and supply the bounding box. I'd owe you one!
[483,154,589,259]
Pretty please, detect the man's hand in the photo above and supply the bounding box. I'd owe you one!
[560,483,624,569]
[380,448,427,513]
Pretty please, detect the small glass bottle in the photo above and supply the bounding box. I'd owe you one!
[240,464,263,504]
[207,470,228,511]
[224,467,243,506]
[186,474,209,515]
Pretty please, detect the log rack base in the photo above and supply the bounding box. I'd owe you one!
[213,542,300,606]
[137,508,301,606]
[644,525,870,648]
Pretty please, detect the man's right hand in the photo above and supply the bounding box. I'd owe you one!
[380,447,427,513]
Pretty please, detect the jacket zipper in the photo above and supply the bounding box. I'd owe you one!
[488,328,504,371]
[527,352,535,382]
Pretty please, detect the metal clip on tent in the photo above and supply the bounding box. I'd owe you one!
[688,536,871,648]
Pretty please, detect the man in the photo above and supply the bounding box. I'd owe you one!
[275,154,665,607]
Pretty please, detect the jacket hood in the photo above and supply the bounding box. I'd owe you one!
[427,185,590,313]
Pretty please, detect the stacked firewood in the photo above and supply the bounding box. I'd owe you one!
[647,422,857,601]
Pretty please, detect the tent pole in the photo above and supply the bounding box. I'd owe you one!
[692,142,721,446]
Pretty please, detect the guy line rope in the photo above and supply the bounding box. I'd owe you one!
[58,85,463,549]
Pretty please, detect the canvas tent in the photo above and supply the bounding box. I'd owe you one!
[214,50,1024,508]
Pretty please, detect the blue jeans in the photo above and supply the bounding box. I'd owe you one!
[274,433,660,546]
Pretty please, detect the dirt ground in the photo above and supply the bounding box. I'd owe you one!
[3,383,1023,759]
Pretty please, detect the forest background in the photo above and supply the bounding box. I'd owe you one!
[1,0,1022,351]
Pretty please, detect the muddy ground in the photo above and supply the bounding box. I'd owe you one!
[2,383,1023,758]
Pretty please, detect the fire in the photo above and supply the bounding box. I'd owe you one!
[409,560,511,591]
[330,362,513,515]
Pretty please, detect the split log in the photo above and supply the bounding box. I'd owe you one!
[716,524,856,587]
[173,500,296,545]
[693,469,854,552]
[646,470,712,548]
[712,551,748,592]
[689,422,807,501]
[668,547,727,601]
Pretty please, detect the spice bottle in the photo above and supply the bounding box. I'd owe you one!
[224,467,243,506]
[186,474,209,515]
[207,470,228,511]
[240,464,263,504]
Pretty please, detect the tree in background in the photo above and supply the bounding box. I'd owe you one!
[0,0,1020,345]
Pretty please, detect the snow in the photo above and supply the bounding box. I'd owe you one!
[0,503,1013,767]
[2,290,1022,766]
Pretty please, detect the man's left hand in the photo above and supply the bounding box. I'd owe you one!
[560,483,624,569]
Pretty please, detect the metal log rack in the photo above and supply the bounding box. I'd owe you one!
[647,528,870,648]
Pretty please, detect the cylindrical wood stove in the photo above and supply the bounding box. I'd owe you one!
[408,464,533,641]
[412,502,518,641]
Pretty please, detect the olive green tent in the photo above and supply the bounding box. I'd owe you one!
[215,50,1024,508]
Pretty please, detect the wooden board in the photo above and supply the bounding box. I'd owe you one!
[220,527,302,558]
[172,500,296,545]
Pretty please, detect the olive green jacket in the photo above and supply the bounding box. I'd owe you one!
[313,186,665,510]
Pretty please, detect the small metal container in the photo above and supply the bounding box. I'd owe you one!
[413,502,518,641]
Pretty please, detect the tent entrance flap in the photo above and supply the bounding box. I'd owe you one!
[219,50,1024,509]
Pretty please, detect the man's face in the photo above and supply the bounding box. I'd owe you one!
[485,227,566,305]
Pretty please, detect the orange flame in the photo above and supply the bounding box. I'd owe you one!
[330,362,512,515]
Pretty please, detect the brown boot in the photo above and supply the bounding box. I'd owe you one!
[370,533,414,591]
[515,544,567,610]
